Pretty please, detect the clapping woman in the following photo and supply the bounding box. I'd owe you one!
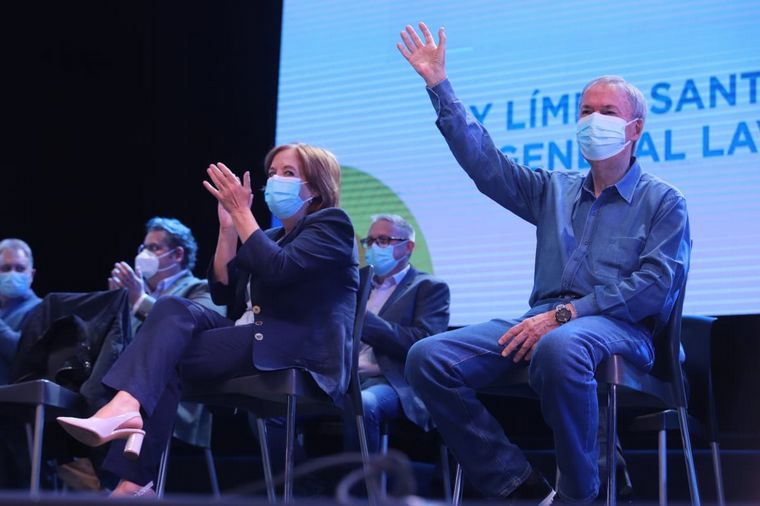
[58,144,358,496]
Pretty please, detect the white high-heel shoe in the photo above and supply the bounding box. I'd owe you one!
[57,411,145,459]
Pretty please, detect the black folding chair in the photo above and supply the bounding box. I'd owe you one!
[0,379,80,495]
[628,315,724,505]
[0,289,131,495]
[182,265,374,502]
[451,278,700,506]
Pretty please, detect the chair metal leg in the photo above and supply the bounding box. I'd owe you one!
[204,447,221,498]
[379,424,390,497]
[676,407,701,506]
[30,404,45,497]
[25,423,33,461]
[256,418,276,503]
[440,445,452,503]
[284,395,297,503]
[453,463,464,506]
[606,384,618,506]
[355,414,378,504]
[658,429,667,506]
[710,441,725,506]
[156,438,171,498]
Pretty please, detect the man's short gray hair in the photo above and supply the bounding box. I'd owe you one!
[581,75,647,121]
[370,214,416,242]
[0,238,34,268]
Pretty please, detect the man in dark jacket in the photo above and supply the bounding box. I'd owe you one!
[357,214,450,452]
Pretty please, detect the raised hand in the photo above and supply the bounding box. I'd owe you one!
[397,22,447,87]
[203,163,253,218]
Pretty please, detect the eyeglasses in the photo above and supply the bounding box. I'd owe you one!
[0,265,29,273]
[137,243,168,254]
[360,235,407,248]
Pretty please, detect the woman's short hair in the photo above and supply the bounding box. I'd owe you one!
[264,143,341,212]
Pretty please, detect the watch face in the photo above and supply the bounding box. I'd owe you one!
[555,305,571,324]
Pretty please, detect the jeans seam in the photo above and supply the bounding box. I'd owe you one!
[445,348,527,496]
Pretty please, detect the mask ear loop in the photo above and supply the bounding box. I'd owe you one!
[154,248,180,274]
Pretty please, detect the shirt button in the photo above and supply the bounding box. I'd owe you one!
[254,321,263,326]
[252,305,261,314]
[254,333,264,341]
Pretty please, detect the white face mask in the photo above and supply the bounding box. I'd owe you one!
[134,249,176,279]
[576,112,639,161]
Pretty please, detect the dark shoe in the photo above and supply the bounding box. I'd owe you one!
[57,457,102,491]
[506,469,556,505]
[617,464,634,500]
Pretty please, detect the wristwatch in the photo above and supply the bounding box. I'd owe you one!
[555,303,572,325]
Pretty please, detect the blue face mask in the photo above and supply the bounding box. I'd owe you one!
[264,175,312,220]
[365,242,407,277]
[0,271,32,299]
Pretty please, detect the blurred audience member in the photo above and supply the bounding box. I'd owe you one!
[0,238,41,385]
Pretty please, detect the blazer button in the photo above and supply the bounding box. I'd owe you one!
[254,332,264,341]
[252,305,261,314]
[254,320,263,326]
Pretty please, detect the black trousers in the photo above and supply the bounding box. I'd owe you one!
[101,296,257,485]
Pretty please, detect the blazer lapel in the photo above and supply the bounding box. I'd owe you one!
[378,267,416,316]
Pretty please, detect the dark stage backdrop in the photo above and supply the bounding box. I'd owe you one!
[1,1,282,294]
[0,0,757,471]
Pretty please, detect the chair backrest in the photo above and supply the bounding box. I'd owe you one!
[347,265,374,415]
[681,315,718,438]
[649,274,689,407]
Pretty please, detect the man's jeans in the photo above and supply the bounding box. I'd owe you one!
[405,302,653,503]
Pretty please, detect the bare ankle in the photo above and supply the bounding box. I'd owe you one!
[95,391,141,419]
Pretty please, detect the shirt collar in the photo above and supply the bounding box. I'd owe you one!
[373,263,411,288]
[577,157,642,204]
[613,158,642,204]
[149,269,190,297]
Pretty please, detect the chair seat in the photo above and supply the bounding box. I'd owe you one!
[596,355,676,410]
[629,409,709,439]
[478,356,675,409]
[184,369,341,418]
[0,379,81,411]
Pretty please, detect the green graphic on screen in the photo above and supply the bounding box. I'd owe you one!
[341,166,433,274]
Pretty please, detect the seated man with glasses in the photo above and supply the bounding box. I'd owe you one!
[58,217,225,491]
[353,214,450,453]
[109,216,225,446]
[109,217,224,325]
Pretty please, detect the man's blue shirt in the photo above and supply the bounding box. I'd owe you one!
[427,79,691,333]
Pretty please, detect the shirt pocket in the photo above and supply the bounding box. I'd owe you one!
[595,236,645,280]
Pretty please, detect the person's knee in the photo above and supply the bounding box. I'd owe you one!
[152,295,192,316]
[529,328,594,390]
[404,338,440,388]
[361,390,382,425]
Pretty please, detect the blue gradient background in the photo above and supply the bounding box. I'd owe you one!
[277,0,760,325]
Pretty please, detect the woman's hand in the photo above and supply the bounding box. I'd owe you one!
[203,162,253,218]
[217,202,235,231]
[397,22,447,87]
